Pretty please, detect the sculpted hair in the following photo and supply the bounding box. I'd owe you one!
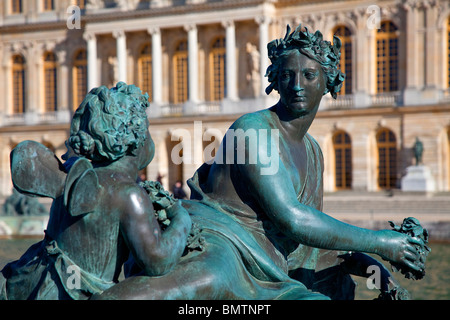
[265,24,346,99]
[65,82,150,162]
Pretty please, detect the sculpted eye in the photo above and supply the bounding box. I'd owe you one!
[304,71,318,80]
[280,71,291,81]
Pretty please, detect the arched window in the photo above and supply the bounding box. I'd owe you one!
[210,37,226,101]
[333,131,352,189]
[138,44,152,102]
[377,128,397,189]
[44,51,58,112]
[12,54,26,114]
[333,26,352,95]
[376,21,399,93]
[173,40,188,104]
[73,49,87,110]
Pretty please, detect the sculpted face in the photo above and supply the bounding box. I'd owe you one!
[277,50,326,119]
[138,131,155,170]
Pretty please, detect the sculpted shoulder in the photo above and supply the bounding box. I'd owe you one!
[106,181,151,216]
[230,109,274,131]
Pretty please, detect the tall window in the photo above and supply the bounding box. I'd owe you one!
[333,131,352,189]
[11,0,22,14]
[12,54,26,114]
[42,0,54,11]
[210,37,226,101]
[377,128,397,189]
[73,50,87,110]
[173,40,188,104]
[138,44,152,102]
[44,52,58,112]
[447,17,450,88]
[376,21,399,93]
[333,26,352,95]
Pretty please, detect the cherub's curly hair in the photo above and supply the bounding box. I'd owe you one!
[265,24,346,99]
[65,82,150,162]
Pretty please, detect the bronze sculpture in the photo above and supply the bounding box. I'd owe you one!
[413,137,424,166]
[95,25,427,300]
[0,83,192,299]
[0,25,428,300]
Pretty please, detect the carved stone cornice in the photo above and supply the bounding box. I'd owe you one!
[112,30,125,39]
[183,24,197,33]
[83,32,96,42]
[147,27,161,36]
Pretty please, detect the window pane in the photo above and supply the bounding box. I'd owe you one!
[139,44,152,101]
[376,21,398,93]
[73,50,87,110]
[334,26,352,95]
[11,0,22,14]
[333,131,352,189]
[174,41,188,104]
[211,37,226,101]
[12,55,26,114]
[377,128,397,188]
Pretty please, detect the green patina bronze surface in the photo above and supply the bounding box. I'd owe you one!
[0,83,192,300]
[0,25,428,300]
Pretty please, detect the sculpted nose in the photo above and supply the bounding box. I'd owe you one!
[292,85,304,94]
[292,75,305,94]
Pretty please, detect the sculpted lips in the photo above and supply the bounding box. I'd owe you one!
[292,96,306,103]
[290,95,309,116]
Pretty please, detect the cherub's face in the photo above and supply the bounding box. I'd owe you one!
[138,131,155,170]
[277,50,326,119]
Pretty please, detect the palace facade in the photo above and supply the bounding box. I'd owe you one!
[1,0,450,197]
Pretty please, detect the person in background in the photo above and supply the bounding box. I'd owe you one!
[172,180,187,199]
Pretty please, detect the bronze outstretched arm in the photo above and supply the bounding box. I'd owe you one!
[118,186,192,277]
[235,139,424,274]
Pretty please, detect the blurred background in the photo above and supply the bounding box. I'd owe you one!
[0,0,449,299]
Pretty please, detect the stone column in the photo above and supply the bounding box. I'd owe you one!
[424,2,439,96]
[256,16,270,97]
[56,50,71,122]
[2,47,11,119]
[353,8,372,107]
[185,24,199,103]
[403,2,421,104]
[222,20,238,101]
[84,32,99,90]
[113,30,127,83]
[25,41,40,124]
[149,27,163,105]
